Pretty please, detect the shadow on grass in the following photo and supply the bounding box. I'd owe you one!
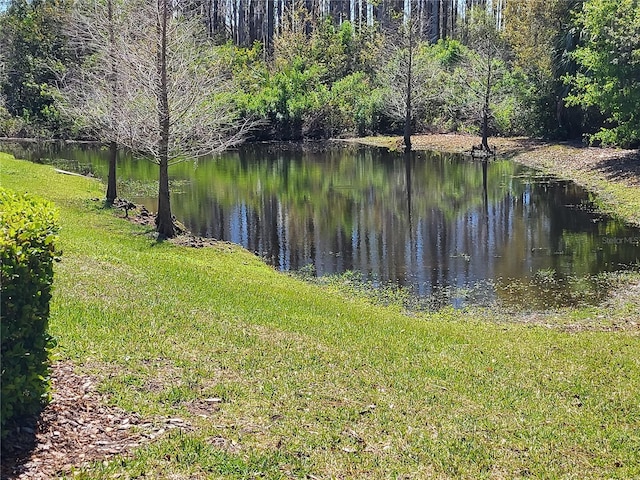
[594,149,640,186]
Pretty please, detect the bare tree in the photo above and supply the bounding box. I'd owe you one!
[104,0,118,204]
[379,15,443,152]
[65,0,251,237]
[61,0,129,205]
[460,6,509,153]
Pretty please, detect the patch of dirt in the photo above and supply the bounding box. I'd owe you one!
[108,199,224,248]
[110,199,156,229]
[183,398,223,419]
[206,436,240,453]
[411,133,543,157]
[1,362,191,479]
[353,133,544,156]
[169,234,221,248]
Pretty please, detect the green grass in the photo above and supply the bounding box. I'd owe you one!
[573,173,640,227]
[2,153,640,479]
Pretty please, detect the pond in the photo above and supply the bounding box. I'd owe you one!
[6,141,640,310]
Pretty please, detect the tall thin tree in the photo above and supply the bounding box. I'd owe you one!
[380,9,442,153]
[65,0,251,237]
[105,0,118,204]
[461,6,509,152]
[62,0,125,205]
[120,0,251,237]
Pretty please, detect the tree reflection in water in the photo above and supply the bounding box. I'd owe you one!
[12,141,640,309]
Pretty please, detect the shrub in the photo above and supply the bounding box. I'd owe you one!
[326,73,384,136]
[0,96,26,137]
[0,188,59,439]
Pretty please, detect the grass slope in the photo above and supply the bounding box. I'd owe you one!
[2,153,639,479]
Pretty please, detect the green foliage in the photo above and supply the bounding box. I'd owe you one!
[0,0,76,137]
[401,40,468,133]
[0,188,60,439]
[488,67,533,136]
[503,0,584,139]
[431,38,464,66]
[377,17,519,138]
[324,73,384,136]
[238,56,328,139]
[418,40,470,130]
[565,0,640,147]
[0,95,27,137]
[3,0,637,144]
[231,21,384,139]
[490,94,518,134]
[376,36,465,135]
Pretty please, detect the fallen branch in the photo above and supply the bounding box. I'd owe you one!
[54,168,86,177]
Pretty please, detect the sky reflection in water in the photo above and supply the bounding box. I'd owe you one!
[13,141,640,309]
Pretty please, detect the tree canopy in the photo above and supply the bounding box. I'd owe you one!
[1,0,638,150]
[0,0,74,136]
[565,0,640,147]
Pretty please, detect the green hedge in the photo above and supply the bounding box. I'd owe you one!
[1,188,59,439]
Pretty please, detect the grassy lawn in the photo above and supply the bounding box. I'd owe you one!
[2,153,639,479]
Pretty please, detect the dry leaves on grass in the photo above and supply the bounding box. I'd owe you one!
[1,362,191,479]
[410,133,541,156]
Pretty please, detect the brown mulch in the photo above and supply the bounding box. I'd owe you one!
[1,362,191,479]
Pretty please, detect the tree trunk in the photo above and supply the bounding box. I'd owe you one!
[481,52,491,152]
[156,154,174,238]
[481,104,489,151]
[237,0,244,45]
[404,22,413,153]
[106,140,117,204]
[105,0,117,206]
[404,92,412,153]
[266,0,274,55]
[155,0,175,238]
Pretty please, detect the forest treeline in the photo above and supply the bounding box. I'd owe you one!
[0,0,638,148]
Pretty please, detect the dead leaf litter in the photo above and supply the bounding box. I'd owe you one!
[1,361,191,479]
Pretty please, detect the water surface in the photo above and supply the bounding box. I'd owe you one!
[7,141,639,309]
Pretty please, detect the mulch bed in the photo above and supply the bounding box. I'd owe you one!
[1,362,190,479]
